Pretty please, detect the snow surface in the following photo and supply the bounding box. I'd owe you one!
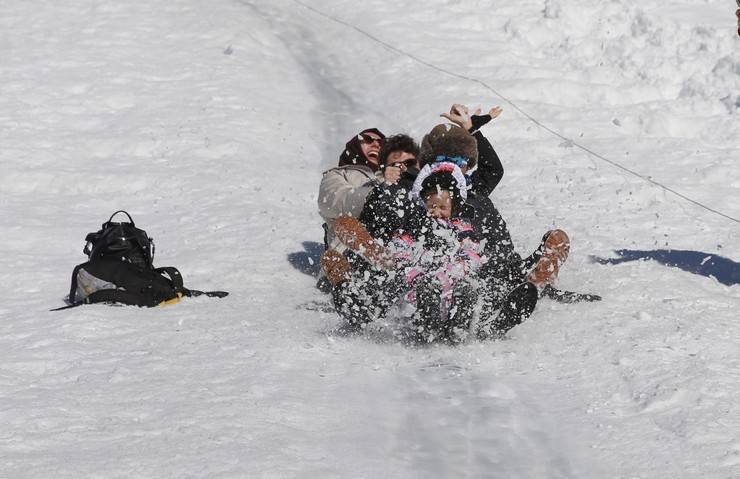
[1,0,739,477]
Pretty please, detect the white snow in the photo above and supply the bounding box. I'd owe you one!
[1,0,739,477]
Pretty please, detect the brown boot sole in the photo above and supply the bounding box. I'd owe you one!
[528,229,570,287]
[320,248,351,286]
[333,216,393,268]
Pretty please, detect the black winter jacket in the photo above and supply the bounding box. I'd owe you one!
[359,128,526,282]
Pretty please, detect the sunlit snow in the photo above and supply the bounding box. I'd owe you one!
[1,0,738,477]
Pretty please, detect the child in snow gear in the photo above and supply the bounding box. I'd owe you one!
[53,211,227,310]
[418,107,599,333]
[365,105,597,337]
[329,163,485,343]
[322,103,600,339]
[395,162,485,343]
[418,117,571,337]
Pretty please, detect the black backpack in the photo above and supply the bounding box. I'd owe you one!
[54,211,227,310]
[83,210,154,270]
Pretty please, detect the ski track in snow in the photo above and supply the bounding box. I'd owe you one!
[1,0,739,477]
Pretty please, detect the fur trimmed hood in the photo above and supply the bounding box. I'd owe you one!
[411,162,469,203]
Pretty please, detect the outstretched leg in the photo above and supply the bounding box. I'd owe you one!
[413,276,445,343]
[331,279,373,334]
[331,265,406,335]
[333,216,393,268]
[541,284,602,303]
[477,282,538,340]
[446,281,477,343]
[526,229,570,288]
[522,230,601,302]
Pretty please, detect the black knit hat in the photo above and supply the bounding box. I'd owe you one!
[338,128,385,171]
[419,124,478,170]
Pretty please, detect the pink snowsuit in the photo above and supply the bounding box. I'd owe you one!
[390,217,484,315]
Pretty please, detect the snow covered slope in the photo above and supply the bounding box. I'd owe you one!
[1,0,738,477]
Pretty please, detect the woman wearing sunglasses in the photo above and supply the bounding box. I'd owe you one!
[322,105,509,332]
[318,132,422,330]
[317,127,388,287]
[330,104,599,337]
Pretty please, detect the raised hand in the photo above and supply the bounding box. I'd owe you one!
[470,106,503,131]
[441,104,503,131]
[440,103,473,130]
[487,106,503,120]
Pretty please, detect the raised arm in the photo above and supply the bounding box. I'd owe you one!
[468,128,504,197]
[441,104,504,197]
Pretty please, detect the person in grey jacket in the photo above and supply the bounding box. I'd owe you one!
[317,128,386,252]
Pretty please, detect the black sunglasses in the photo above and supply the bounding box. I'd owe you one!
[387,159,417,169]
[359,133,384,145]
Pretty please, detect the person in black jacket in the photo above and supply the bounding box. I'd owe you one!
[326,134,421,334]
[355,106,533,336]
[360,104,598,338]
[359,133,420,243]
[330,104,598,337]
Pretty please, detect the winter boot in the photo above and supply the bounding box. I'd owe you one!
[315,274,333,294]
[527,229,570,288]
[333,216,393,268]
[477,282,538,340]
[320,248,352,286]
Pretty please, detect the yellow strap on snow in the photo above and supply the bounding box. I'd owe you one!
[158,292,183,307]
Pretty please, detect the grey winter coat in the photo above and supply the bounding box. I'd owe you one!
[317,164,383,250]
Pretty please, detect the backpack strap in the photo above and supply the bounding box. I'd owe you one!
[86,288,161,307]
[50,301,85,311]
[50,264,88,310]
[187,289,229,298]
[155,266,229,298]
[106,210,135,227]
[52,264,228,311]
[51,288,173,311]
[155,266,186,293]
[67,263,86,305]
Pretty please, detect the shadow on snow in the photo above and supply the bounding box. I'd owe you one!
[592,249,740,286]
[288,241,324,277]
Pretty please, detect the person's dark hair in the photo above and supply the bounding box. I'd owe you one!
[379,134,420,167]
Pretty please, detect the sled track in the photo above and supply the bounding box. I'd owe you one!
[238,0,394,170]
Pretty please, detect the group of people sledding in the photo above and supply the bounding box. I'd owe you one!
[317,103,600,344]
